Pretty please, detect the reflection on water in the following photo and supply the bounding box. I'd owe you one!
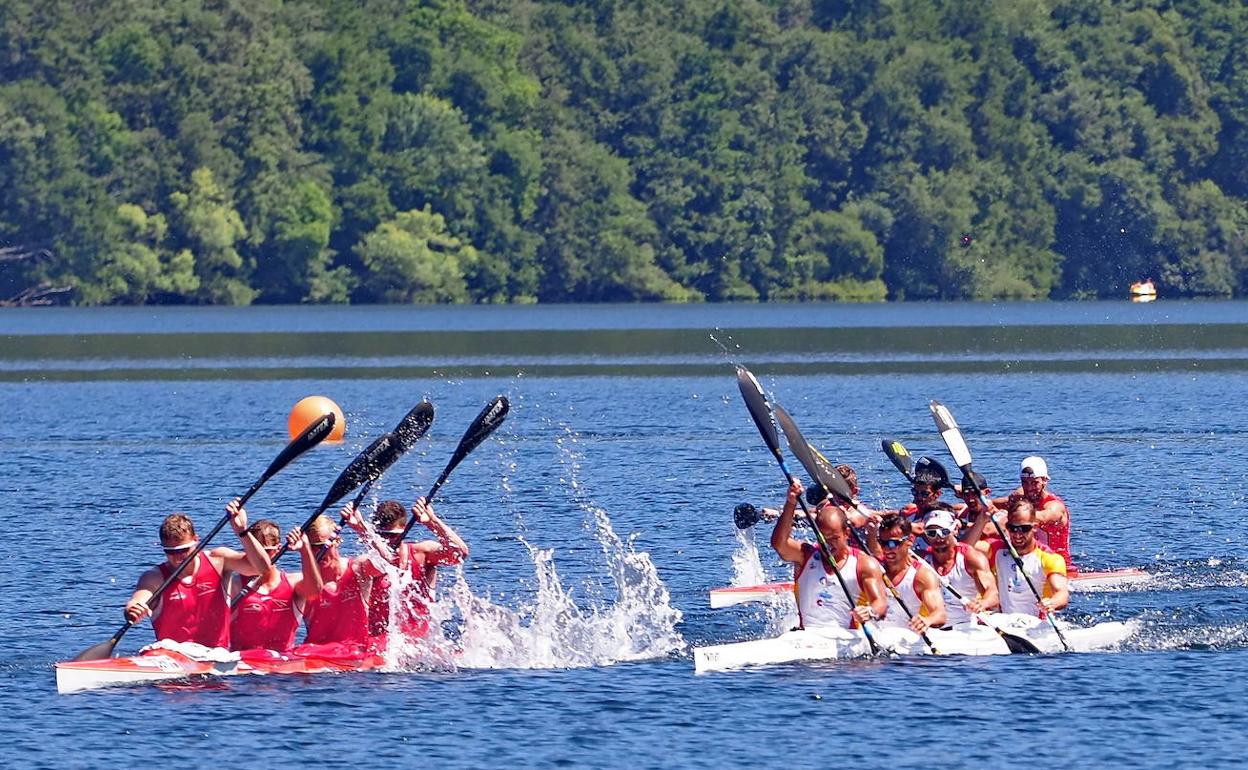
[0,314,1245,380]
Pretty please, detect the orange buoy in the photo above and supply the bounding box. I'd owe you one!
[288,396,346,442]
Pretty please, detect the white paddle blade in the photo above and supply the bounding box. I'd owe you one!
[929,400,974,468]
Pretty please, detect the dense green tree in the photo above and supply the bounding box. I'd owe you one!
[1,0,1247,304]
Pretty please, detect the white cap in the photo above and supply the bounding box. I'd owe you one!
[1020,456,1049,478]
[923,510,958,533]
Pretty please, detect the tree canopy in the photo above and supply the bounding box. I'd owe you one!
[0,0,1244,304]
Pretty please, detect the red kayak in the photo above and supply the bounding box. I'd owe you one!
[55,639,386,694]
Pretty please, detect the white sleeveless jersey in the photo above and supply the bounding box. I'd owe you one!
[796,546,862,629]
[877,560,923,630]
[926,544,979,626]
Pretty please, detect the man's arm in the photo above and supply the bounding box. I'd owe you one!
[412,499,468,563]
[289,529,323,599]
[123,568,163,622]
[1035,499,1068,526]
[963,547,999,612]
[213,499,264,576]
[1041,555,1070,613]
[913,566,947,631]
[769,479,806,564]
[855,556,890,622]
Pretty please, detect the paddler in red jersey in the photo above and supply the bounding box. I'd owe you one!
[349,498,469,638]
[772,479,888,630]
[299,512,371,648]
[988,499,1069,618]
[996,456,1075,573]
[226,514,322,653]
[123,503,267,649]
[872,514,947,634]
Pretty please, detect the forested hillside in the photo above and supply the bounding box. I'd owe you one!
[1,0,1244,304]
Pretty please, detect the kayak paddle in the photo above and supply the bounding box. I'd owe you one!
[398,395,509,542]
[929,400,1071,651]
[72,412,338,661]
[735,367,889,657]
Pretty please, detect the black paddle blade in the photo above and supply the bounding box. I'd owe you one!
[318,431,402,513]
[773,405,855,505]
[881,438,915,481]
[71,631,124,662]
[237,411,336,505]
[914,456,952,489]
[736,367,782,461]
[734,502,762,529]
[1001,631,1041,654]
[393,400,435,452]
[455,396,510,460]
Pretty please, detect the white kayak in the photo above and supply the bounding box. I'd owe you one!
[708,568,1150,609]
[693,615,1140,673]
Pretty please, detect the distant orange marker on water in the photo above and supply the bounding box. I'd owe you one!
[1129,279,1157,303]
[288,396,346,442]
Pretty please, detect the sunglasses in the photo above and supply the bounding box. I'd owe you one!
[924,527,953,538]
[1006,524,1034,534]
[880,537,908,549]
[162,542,196,554]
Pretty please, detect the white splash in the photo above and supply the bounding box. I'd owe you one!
[730,528,798,634]
[373,421,685,670]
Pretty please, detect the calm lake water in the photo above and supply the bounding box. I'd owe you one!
[2,301,1247,768]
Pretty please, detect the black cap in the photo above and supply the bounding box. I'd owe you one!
[805,484,827,507]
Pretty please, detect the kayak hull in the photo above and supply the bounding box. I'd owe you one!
[708,568,1150,608]
[693,615,1139,673]
[55,640,385,694]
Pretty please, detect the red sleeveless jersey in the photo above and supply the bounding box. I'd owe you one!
[368,544,429,637]
[153,555,230,648]
[230,572,299,652]
[1034,491,1074,571]
[303,564,368,645]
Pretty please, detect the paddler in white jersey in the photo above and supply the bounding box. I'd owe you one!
[989,499,1069,617]
[873,514,946,634]
[921,509,998,627]
[771,479,888,630]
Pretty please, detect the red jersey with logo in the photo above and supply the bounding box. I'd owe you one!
[230,572,299,652]
[153,555,230,648]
